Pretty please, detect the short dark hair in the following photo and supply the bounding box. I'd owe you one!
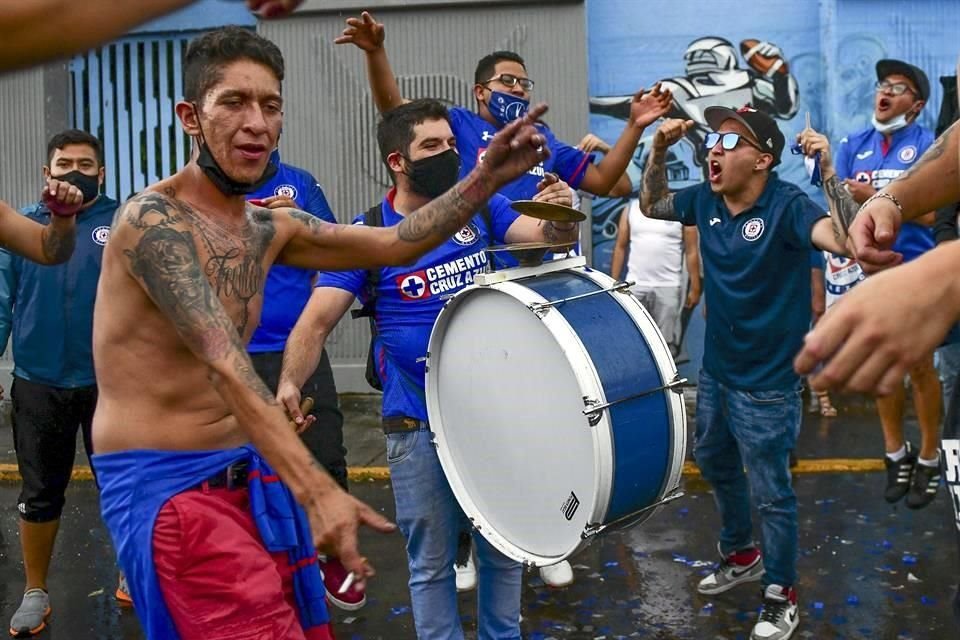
[474,50,526,85]
[183,26,284,103]
[46,129,102,165]
[376,99,451,181]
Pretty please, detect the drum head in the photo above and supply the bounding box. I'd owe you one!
[427,285,608,564]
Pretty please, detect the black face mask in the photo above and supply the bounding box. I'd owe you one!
[53,170,100,205]
[403,148,461,198]
[193,103,278,196]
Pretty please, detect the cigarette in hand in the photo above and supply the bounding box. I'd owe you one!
[338,571,356,595]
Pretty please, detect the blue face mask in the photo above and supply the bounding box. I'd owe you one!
[485,90,529,127]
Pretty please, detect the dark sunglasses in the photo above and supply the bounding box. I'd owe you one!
[704,131,763,152]
[483,73,535,91]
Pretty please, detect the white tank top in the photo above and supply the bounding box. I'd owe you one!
[624,199,683,287]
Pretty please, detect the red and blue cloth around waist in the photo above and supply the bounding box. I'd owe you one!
[92,444,329,639]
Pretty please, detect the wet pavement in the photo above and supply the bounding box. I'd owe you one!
[1,392,959,639]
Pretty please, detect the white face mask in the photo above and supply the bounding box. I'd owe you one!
[872,112,910,135]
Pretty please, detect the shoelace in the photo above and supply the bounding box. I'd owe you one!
[758,599,790,624]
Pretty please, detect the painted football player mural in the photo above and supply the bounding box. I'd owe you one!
[589,36,800,269]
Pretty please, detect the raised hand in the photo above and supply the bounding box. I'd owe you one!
[42,178,84,217]
[245,0,305,18]
[848,195,903,273]
[843,179,876,205]
[629,83,673,129]
[334,11,385,52]
[577,133,610,154]
[478,102,551,188]
[653,118,694,151]
[533,173,572,206]
[795,127,834,173]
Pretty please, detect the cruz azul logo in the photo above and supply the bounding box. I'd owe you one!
[274,184,298,200]
[741,217,764,242]
[395,250,489,300]
[92,225,111,245]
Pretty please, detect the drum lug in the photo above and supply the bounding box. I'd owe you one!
[528,302,551,318]
[582,396,602,426]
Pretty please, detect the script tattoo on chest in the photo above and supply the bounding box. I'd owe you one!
[121,192,275,337]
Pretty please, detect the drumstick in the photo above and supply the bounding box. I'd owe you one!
[805,111,811,131]
[288,396,314,430]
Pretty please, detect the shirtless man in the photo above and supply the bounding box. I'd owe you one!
[89,26,552,640]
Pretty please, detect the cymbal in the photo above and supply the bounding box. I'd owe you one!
[510,200,586,223]
[486,241,575,267]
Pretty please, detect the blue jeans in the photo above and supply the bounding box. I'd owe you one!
[693,369,802,588]
[387,424,522,639]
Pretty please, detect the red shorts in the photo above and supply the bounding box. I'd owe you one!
[152,484,334,640]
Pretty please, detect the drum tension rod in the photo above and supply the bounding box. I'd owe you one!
[528,281,633,317]
[582,375,692,425]
[581,489,685,539]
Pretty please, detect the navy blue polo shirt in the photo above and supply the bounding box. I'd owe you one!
[674,174,827,390]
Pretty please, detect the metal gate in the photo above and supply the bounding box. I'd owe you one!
[69,33,202,201]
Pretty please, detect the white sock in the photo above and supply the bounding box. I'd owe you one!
[918,454,940,468]
[886,445,907,461]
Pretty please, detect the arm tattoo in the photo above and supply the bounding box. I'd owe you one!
[542,220,578,244]
[641,149,679,221]
[899,123,953,182]
[822,175,858,243]
[397,172,495,243]
[119,194,276,405]
[42,225,75,263]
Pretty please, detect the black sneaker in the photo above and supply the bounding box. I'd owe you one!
[906,458,941,509]
[883,443,916,503]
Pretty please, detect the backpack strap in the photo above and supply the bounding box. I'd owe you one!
[350,202,385,320]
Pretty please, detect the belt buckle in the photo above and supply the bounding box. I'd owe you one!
[225,463,241,490]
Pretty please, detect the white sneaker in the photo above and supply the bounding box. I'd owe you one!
[751,584,799,640]
[539,560,574,588]
[454,552,477,592]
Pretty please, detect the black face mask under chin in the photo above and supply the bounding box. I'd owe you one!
[403,148,461,199]
[193,106,277,196]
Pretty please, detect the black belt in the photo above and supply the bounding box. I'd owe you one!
[382,416,423,434]
[193,462,249,490]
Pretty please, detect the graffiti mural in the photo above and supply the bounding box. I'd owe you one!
[586,0,958,275]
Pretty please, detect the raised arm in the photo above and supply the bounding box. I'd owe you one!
[0,179,81,265]
[277,287,355,429]
[795,128,855,255]
[640,118,694,221]
[334,11,407,113]
[278,103,551,270]
[609,204,631,279]
[0,1,303,73]
[579,84,672,196]
[113,192,393,576]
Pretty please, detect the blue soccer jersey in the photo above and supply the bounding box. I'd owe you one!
[834,122,935,261]
[448,107,593,201]
[317,191,520,420]
[674,175,828,390]
[248,158,336,353]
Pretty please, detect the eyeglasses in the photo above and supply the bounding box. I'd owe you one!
[875,80,916,96]
[704,131,763,152]
[483,73,535,92]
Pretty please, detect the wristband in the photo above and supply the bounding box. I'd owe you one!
[42,194,80,218]
[862,191,904,217]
